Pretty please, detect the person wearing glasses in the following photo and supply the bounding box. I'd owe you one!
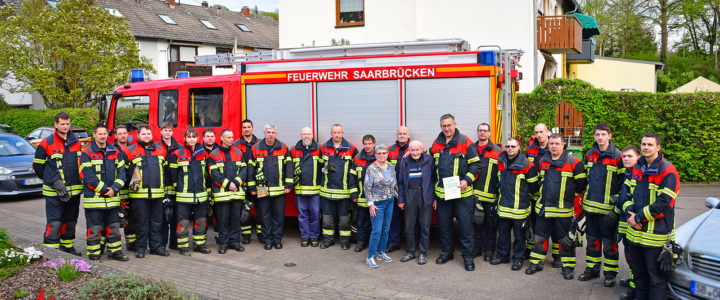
[363,144,398,268]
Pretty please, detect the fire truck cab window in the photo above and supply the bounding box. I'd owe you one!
[188,87,223,127]
[158,90,178,127]
[114,95,149,132]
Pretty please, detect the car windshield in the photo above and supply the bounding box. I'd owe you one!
[0,135,36,156]
[73,131,89,139]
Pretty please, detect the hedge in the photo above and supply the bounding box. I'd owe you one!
[517,78,720,182]
[0,107,148,137]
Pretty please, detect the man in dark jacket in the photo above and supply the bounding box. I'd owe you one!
[387,126,410,252]
[158,122,180,251]
[397,140,435,265]
[473,122,502,261]
[234,119,262,244]
[353,134,376,252]
[290,127,323,247]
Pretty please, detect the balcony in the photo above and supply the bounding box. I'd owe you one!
[537,15,582,54]
[168,61,212,78]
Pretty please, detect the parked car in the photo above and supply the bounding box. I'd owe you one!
[0,133,43,196]
[668,197,720,300]
[0,124,16,134]
[25,126,91,149]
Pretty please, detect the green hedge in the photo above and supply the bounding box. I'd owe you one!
[0,108,99,137]
[517,78,720,182]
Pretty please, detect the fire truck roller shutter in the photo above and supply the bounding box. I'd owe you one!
[245,83,313,143]
[316,80,399,147]
[405,77,492,146]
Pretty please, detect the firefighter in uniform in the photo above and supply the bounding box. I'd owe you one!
[33,112,83,256]
[202,128,219,244]
[248,124,293,250]
[123,124,170,258]
[578,124,625,286]
[319,124,359,250]
[353,134,376,252]
[234,119,263,244]
[208,129,248,254]
[290,127,324,247]
[623,132,680,300]
[158,122,181,251]
[79,124,129,262]
[492,137,538,271]
[430,114,481,271]
[472,122,502,261]
[526,133,587,279]
[113,125,136,252]
[386,126,409,252]
[168,128,211,256]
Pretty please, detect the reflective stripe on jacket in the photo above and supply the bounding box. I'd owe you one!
[169,144,207,203]
[248,139,293,197]
[290,140,323,196]
[33,130,83,197]
[354,150,376,207]
[497,152,538,219]
[123,142,167,199]
[207,145,247,202]
[429,129,481,199]
[319,138,358,200]
[79,141,125,209]
[473,140,501,202]
[584,141,625,215]
[388,141,408,175]
[536,151,587,218]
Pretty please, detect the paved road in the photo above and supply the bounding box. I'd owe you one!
[1,184,717,299]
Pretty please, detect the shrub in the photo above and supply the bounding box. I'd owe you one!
[76,273,186,300]
[0,108,99,137]
[42,258,91,282]
[0,228,11,251]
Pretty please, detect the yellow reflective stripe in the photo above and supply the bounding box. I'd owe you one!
[660,187,678,199]
[467,156,480,163]
[497,206,530,219]
[95,181,105,192]
[33,158,46,164]
[114,179,125,186]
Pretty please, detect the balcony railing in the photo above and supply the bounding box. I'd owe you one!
[537,15,582,54]
[168,61,212,78]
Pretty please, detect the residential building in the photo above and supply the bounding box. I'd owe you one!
[568,57,663,93]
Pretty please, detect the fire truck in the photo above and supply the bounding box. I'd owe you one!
[99,39,523,216]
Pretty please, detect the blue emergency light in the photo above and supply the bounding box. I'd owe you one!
[176,71,190,78]
[130,69,145,82]
[480,51,497,66]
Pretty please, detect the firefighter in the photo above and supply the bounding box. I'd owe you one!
[578,124,625,286]
[623,132,679,300]
[123,124,170,258]
[492,137,538,271]
[33,112,83,255]
[114,125,136,252]
[168,128,211,256]
[202,128,219,244]
[386,126,409,253]
[353,134,377,252]
[248,124,293,250]
[79,124,129,262]
[430,114,481,271]
[525,133,587,279]
[290,127,323,247]
[472,122,501,261]
[234,119,263,244]
[319,124,359,250]
[158,122,181,251]
[208,129,248,254]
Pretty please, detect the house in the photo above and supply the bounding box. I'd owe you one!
[278,0,600,93]
[568,56,664,92]
[670,76,720,93]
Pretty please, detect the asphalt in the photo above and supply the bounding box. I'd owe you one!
[0,183,717,299]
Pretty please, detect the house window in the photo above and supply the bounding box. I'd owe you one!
[188,87,223,127]
[158,90,178,127]
[170,45,196,62]
[199,19,217,30]
[157,14,177,25]
[235,24,251,32]
[336,0,364,27]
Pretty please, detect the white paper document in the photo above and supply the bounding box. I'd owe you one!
[442,176,461,200]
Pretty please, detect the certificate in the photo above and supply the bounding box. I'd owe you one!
[442,176,461,200]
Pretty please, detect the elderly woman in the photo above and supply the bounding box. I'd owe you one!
[363,144,398,268]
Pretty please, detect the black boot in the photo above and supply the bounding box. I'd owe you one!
[108,251,129,262]
[354,240,366,252]
[578,268,600,281]
[562,267,575,280]
[194,245,211,254]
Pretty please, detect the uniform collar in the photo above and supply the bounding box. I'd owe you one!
[324,137,352,150]
[294,139,318,150]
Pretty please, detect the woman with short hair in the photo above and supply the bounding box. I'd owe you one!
[363,144,398,268]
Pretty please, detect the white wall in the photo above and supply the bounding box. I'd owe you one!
[0,77,32,107]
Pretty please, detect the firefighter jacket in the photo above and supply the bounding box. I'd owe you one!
[158,138,181,196]
[290,140,323,196]
[79,141,125,209]
[429,129,481,199]
[354,150,377,208]
[525,136,548,164]
[123,142,167,199]
[248,139,293,197]
[168,143,208,203]
[204,143,217,191]
[319,138,359,200]
[114,142,131,201]
[208,145,247,202]
[497,152,539,219]
[616,167,633,236]
[473,140,502,203]
[623,153,680,248]
[388,141,408,174]
[535,151,587,218]
[584,141,625,215]
[33,130,83,197]
[233,135,258,163]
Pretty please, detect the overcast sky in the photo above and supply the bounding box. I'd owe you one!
[182,0,279,12]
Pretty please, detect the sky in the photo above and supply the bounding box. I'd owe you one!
[182,0,279,12]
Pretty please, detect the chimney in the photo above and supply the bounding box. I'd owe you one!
[241,6,250,17]
[201,1,208,8]
[167,0,175,7]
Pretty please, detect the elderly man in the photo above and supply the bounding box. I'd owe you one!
[290,127,323,247]
[397,140,434,265]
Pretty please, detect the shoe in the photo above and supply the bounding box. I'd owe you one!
[194,245,211,254]
[241,236,251,244]
[386,245,400,253]
[150,249,170,256]
[562,267,574,280]
[310,238,319,247]
[525,263,543,275]
[301,239,309,247]
[218,246,227,254]
[490,258,510,265]
[511,261,523,271]
[435,253,454,264]
[108,251,129,262]
[88,254,101,262]
[354,240,366,252]
[484,256,492,262]
[319,240,334,249]
[366,256,379,268]
[230,244,245,252]
[126,242,136,252]
[552,259,563,268]
[578,268,600,281]
[258,235,265,244]
[464,259,475,271]
[619,289,636,300]
[417,254,427,265]
[274,242,283,250]
[400,253,416,262]
[179,249,192,256]
[135,250,145,258]
[60,247,83,257]
[340,243,350,250]
[619,278,632,288]
[603,275,617,287]
[264,244,272,250]
[376,252,393,263]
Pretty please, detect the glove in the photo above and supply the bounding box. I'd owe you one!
[560,230,577,250]
[473,203,485,225]
[293,165,302,185]
[240,200,253,223]
[657,241,684,278]
[521,218,533,242]
[604,209,620,228]
[163,197,174,223]
[52,179,70,202]
[129,168,141,191]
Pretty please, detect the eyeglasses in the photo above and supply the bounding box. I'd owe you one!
[477,129,490,132]
[505,145,518,148]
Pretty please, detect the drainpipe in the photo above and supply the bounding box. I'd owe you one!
[533,0,538,88]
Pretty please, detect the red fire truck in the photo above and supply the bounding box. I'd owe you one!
[100,39,523,216]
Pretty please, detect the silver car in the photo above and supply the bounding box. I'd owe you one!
[668,197,720,300]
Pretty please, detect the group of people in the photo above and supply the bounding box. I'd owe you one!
[33,112,679,300]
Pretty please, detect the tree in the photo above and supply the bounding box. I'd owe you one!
[641,0,683,69]
[0,0,154,109]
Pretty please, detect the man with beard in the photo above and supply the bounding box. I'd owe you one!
[290,127,323,247]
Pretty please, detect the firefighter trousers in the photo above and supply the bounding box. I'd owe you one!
[132,198,163,252]
[123,201,137,250]
[240,194,262,240]
[496,217,526,262]
[627,244,666,300]
[584,214,619,277]
[44,195,80,250]
[388,197,404,247]
[160,199,178,250]
[321,197,352,244]
[176,202,208,249]
[215,200,243,246]
[85,208,122,257]
[530,216,576,270]
[436,196,475,260]
[474,201,497,257]
[527,201,561,262]
[256,194,285,244]
[355,205,371,243]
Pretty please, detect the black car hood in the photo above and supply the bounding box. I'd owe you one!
[0,154,35,172]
